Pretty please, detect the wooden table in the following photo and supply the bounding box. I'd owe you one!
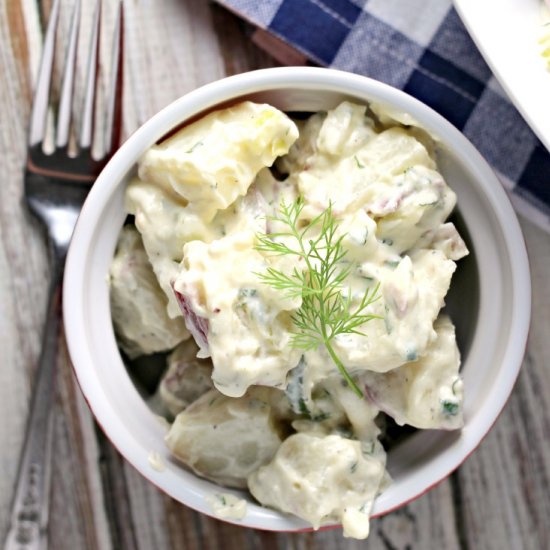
[1,1,549,548]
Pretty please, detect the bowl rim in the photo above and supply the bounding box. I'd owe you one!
[63,66,531,531]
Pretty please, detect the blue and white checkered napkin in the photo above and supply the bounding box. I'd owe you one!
[216,0,550,232]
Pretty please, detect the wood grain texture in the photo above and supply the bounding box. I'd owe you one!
[1,1,549,549]
[450,218,550,550]
[0,0,49,539]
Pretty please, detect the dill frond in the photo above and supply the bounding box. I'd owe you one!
[255,197,381,397]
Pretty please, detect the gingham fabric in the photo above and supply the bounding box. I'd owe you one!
[216,0,550,232]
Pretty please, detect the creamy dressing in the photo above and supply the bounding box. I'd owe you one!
[147,451,166,472]
[110,100,468,540]
[173,230,302,397]
[206,493,247,520]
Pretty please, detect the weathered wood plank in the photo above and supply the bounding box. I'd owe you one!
[121,0,225,133]
[0,0,115,548]
[0,0,50,540]
[210,3,281,76]
[451,216,550,550]
[49,338,113,550]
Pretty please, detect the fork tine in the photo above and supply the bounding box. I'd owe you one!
[103,0,124,157]
[79,0,101,150]
[28,0,61,147]
[55,0,81,149]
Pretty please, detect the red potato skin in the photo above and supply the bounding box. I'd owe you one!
[172,285,210,352]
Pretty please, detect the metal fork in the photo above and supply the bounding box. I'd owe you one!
[4,1,123,548]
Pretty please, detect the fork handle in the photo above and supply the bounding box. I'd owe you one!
[4,258,64,550]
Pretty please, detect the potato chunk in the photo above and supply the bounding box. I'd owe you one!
[248,432,386,539]
[109,226,188,357]
[139,102,298,220]
[165,387,284,488]
[158,340,214,417]
[364,315,464,430]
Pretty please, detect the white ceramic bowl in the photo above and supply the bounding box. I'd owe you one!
[63,67,531,532]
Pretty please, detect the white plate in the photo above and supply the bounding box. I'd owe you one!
[454,0,550,152]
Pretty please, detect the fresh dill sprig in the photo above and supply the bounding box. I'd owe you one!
[255,197,380,397]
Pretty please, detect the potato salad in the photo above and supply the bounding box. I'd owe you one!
[109,100,468,539]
